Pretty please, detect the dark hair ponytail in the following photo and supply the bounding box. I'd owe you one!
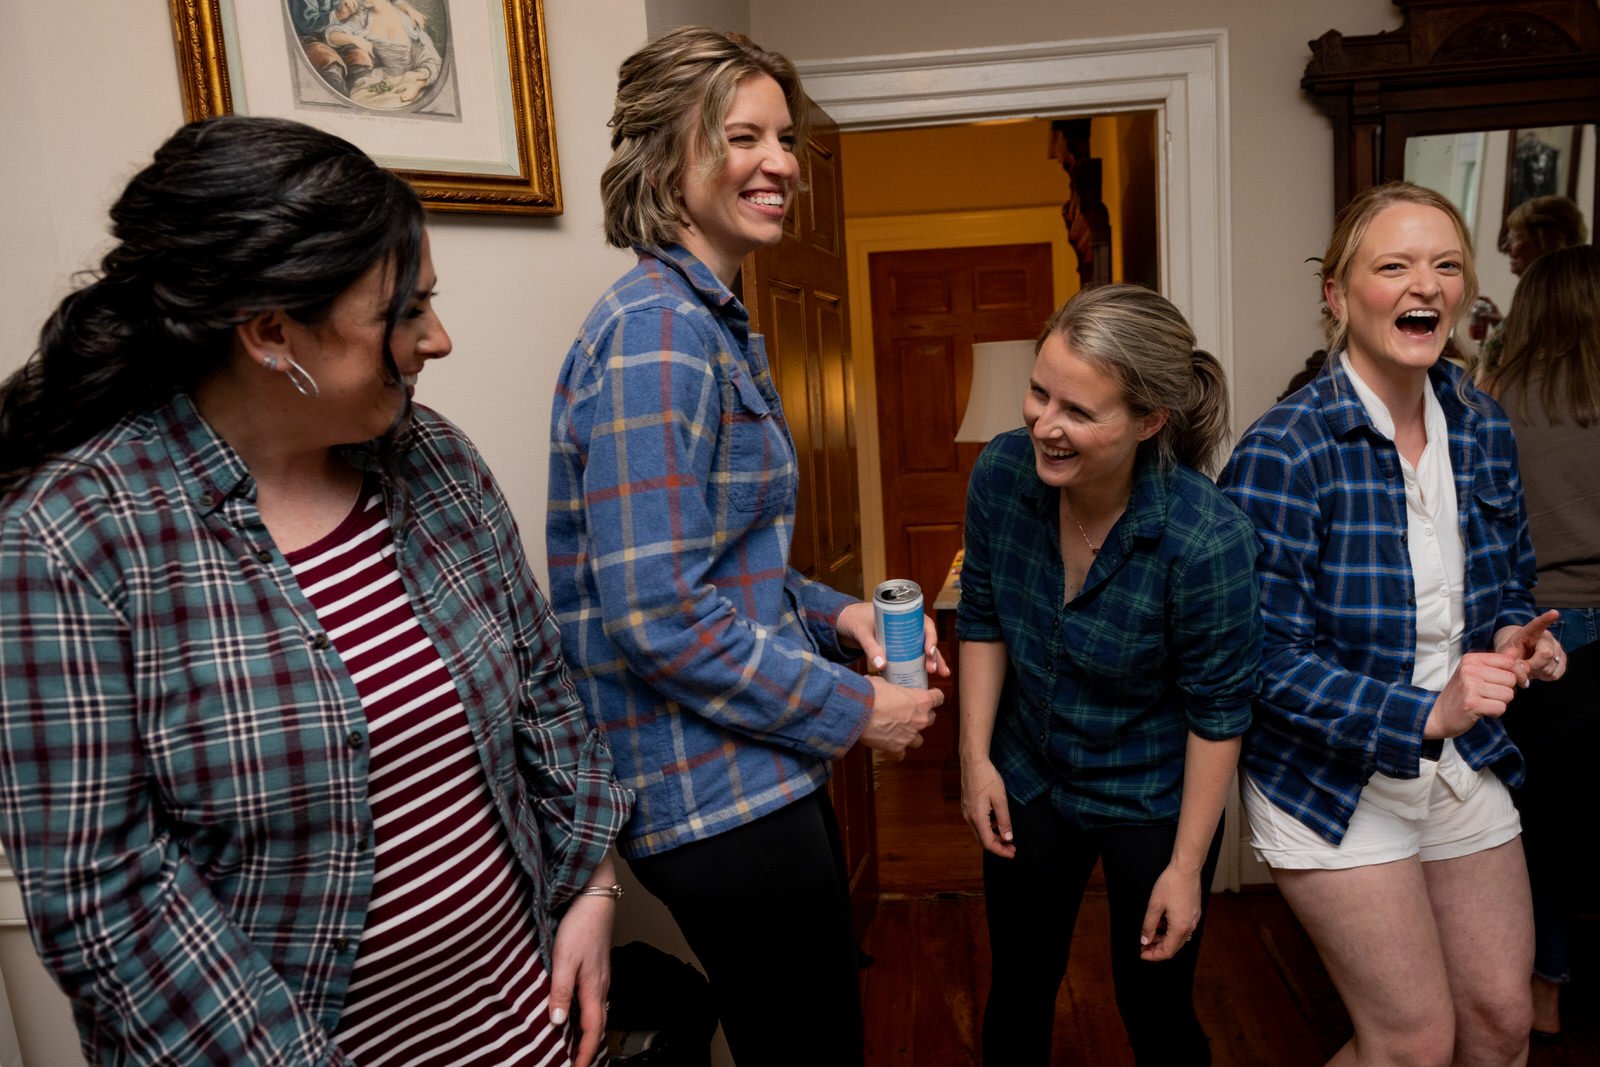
[0,115,424,499]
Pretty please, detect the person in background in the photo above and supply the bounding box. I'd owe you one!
[958,284,1260,1066]
[1481,243,1600,1043]
[1469,194,1588,374]
[546,26,944,1067]
[0,116,630,1067]
[1219,181,1564,1067]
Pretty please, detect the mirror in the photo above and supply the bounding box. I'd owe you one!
[1405,125,1597,357]
[1303,0,1600,255]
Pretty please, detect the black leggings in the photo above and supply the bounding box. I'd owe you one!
[981,793,1224,1066]
[628,789,863,1067]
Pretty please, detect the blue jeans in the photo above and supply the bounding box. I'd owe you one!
[1503,605,1600,983]
[1548,605,1600,654]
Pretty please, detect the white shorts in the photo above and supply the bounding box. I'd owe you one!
[1244,741,1522,871]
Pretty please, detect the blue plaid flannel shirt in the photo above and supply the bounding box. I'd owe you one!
[547,245,875,858]
[1218,356,1535,844]
[956,430,1260,825]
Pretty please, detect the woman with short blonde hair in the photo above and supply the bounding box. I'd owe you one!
[599,27,808,250]
[550,27,942,1066]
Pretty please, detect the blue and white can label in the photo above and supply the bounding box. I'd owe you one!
[873,579,927,689]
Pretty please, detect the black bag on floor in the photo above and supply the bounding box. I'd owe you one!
[606,941,718,1066]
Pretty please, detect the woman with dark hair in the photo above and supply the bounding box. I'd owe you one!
[1220,181,1563,1066]
[0,116,629,1067]
[957,284,1260,1065]
[547,26,943,1066]
[1483,243,1600,1042]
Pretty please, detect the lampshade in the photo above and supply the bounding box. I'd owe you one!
[955,340,1038,442]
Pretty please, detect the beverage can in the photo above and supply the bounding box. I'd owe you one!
[873,579,928,688]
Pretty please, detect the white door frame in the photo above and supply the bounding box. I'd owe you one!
[797,29,1232,364]
[799,31,1252,890]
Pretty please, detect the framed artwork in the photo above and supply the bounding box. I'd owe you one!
[169,0,562,215]
[1503,126,1581,216]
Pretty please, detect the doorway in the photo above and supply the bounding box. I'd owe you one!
[846,112,1157,896]
[797,30,1247,891]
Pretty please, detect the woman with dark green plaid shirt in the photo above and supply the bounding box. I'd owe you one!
[957,284,1261,1066]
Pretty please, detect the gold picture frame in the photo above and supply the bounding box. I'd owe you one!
[169,0,562,215]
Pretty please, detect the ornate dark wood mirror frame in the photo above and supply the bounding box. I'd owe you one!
[1303,0,1600,213]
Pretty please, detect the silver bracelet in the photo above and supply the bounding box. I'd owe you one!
[576,883,624,900]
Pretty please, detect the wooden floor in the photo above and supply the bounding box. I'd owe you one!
[864,733,1600,1066]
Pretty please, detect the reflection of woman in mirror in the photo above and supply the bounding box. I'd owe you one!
[1481,243,1600,1044]
[1221,182,1564,1067]
[1470,195,1587,375]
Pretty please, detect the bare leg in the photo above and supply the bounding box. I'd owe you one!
[1420,838,1534,1067]
[1274,858,1455,1067]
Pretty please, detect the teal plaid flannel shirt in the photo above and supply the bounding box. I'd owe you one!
[0,395,629,1065]
[957,430,1260,825]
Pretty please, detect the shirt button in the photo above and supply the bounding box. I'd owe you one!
[334,937,351,952]
[356,836,369,850]
[198,493,216,509]
[1437,641,1449,651]
[347,731,365,749]
[311,633,331,650]
[256,549,273,563]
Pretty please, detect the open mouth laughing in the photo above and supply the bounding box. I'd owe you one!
[1395,309,1441,338]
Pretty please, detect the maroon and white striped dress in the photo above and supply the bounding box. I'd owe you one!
[287,485,586,1066]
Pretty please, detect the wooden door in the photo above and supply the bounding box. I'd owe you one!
[871,244,1057,603]
[742,100,876,939]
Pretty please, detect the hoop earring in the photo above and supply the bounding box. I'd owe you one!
[283,356,320,399]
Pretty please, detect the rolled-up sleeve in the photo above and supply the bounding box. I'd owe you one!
[1168,501,1260,740]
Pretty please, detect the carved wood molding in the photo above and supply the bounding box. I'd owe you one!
[1306,0,1598,78]
[1050,119,1113,290]
[1302,0,1600,206]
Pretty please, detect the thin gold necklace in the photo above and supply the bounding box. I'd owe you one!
[1063,497,1100,555]
[1070,515,1099,555]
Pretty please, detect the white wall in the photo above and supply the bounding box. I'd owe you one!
[646,0,751,35]
[751,0,1400,427]
[0,1,652,589]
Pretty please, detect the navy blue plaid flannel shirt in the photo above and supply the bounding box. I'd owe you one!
[957,431,1260,826]
[1218,356,1535,844]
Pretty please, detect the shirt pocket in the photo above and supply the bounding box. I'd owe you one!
[1467,479,1520,583]
[720,368,797,516]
